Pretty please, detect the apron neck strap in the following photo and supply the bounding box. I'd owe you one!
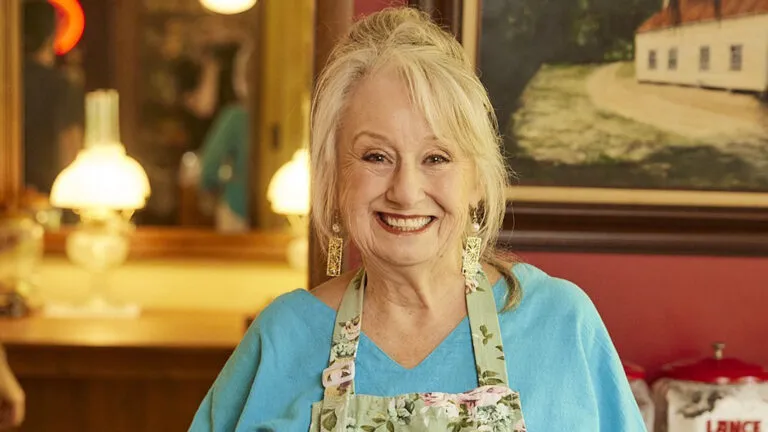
[322,270,365,400]
[321,268,509,401]
[466,272,510,386]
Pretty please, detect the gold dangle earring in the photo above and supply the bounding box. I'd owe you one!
[326,217,343,277]
[462,207,482,293]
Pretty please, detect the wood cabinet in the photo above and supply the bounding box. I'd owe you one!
[1,311,245,432]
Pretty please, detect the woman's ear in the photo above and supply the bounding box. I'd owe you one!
[467,164,483,206]
[469,187,483,210]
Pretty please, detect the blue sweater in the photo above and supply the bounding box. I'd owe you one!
[189,264,647,431]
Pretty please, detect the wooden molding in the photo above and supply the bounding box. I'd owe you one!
[409,0,463,39]
[44,227,293,262]
[503,202,768,256]
[503,230,768,256]
[0,0,21,207]
[255,0,314,230]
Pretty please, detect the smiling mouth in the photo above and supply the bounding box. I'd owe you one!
[376,212,436,234]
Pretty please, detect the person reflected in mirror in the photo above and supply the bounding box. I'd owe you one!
[197,42,252,233]
[22,0,85,195]
[0,346,24,430]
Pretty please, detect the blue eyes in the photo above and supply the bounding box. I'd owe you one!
[362,153,450,165]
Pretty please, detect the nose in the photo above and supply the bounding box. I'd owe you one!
[385,160,425,208]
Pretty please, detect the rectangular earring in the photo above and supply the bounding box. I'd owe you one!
[326,222,343,277]
[462,209,482,292]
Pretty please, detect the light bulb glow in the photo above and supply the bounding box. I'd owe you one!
[51,90,151,211]
[199,0,257,15]
[51,145,151,210]
[267,149,309,216]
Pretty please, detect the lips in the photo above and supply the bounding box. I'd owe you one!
[376,212,435,234]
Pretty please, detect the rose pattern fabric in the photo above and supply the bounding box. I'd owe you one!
[310,386,525,432]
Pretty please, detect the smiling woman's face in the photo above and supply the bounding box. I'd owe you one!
[337,67,479,269]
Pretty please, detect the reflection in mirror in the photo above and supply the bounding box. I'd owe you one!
[135,4,256,230]
[22,0,84,205]
[20,0,312,234]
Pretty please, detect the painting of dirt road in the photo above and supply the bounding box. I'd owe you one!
[478,0,768,194]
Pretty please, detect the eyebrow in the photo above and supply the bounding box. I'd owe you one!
[352,131,442,145]
[351,131,390,146]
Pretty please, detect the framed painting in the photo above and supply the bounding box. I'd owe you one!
[451,0,768,255]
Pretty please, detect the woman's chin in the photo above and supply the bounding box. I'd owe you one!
[368,244,441,268]
[380,255,434,268]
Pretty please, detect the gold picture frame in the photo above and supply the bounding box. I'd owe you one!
[462,0,768,209]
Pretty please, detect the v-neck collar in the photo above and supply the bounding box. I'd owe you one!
[358,313,471,372]
[302,274,506,373]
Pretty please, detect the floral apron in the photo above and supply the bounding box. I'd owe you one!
[309,270,527,432]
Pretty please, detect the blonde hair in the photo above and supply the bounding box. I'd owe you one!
[310,7,520,308]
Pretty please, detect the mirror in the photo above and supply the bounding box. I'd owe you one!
[19,0,313,234]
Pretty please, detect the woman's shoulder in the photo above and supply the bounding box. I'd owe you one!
[251,288,332,337]
[513,263,590,301]
[507,262,603,330]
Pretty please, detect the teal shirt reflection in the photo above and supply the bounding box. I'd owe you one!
[199,104,250,226]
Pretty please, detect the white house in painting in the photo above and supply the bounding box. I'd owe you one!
[635,0,768,93]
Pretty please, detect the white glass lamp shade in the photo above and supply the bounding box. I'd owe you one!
[267,149,309,215]
[199,0,257,14]
[51,89,150,211]
[51,145,150,211]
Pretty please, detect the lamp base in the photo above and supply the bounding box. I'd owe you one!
[286,236,308,270]
[42,297,140,318]
[46,211,139,318]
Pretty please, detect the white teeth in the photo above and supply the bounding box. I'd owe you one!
[381,215,431,231]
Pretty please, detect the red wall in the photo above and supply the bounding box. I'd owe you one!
[353,0,768,378]
[521,252,768,378]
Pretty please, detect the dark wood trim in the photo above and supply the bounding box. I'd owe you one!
[503,203,768,256]
[0,0,21,208]
[111,0,139,155]
[309,0,354,290]
[248,0,266,228]
[2,310,241,432]
[313,0,354,75]
[503,230,768,256]
[408,0,463,39]
[44,228,292,262]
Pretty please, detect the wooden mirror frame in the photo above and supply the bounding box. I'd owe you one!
[0,0,341,264]
[0,0,22,207]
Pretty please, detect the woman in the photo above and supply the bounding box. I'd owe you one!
[190,8,645,431]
